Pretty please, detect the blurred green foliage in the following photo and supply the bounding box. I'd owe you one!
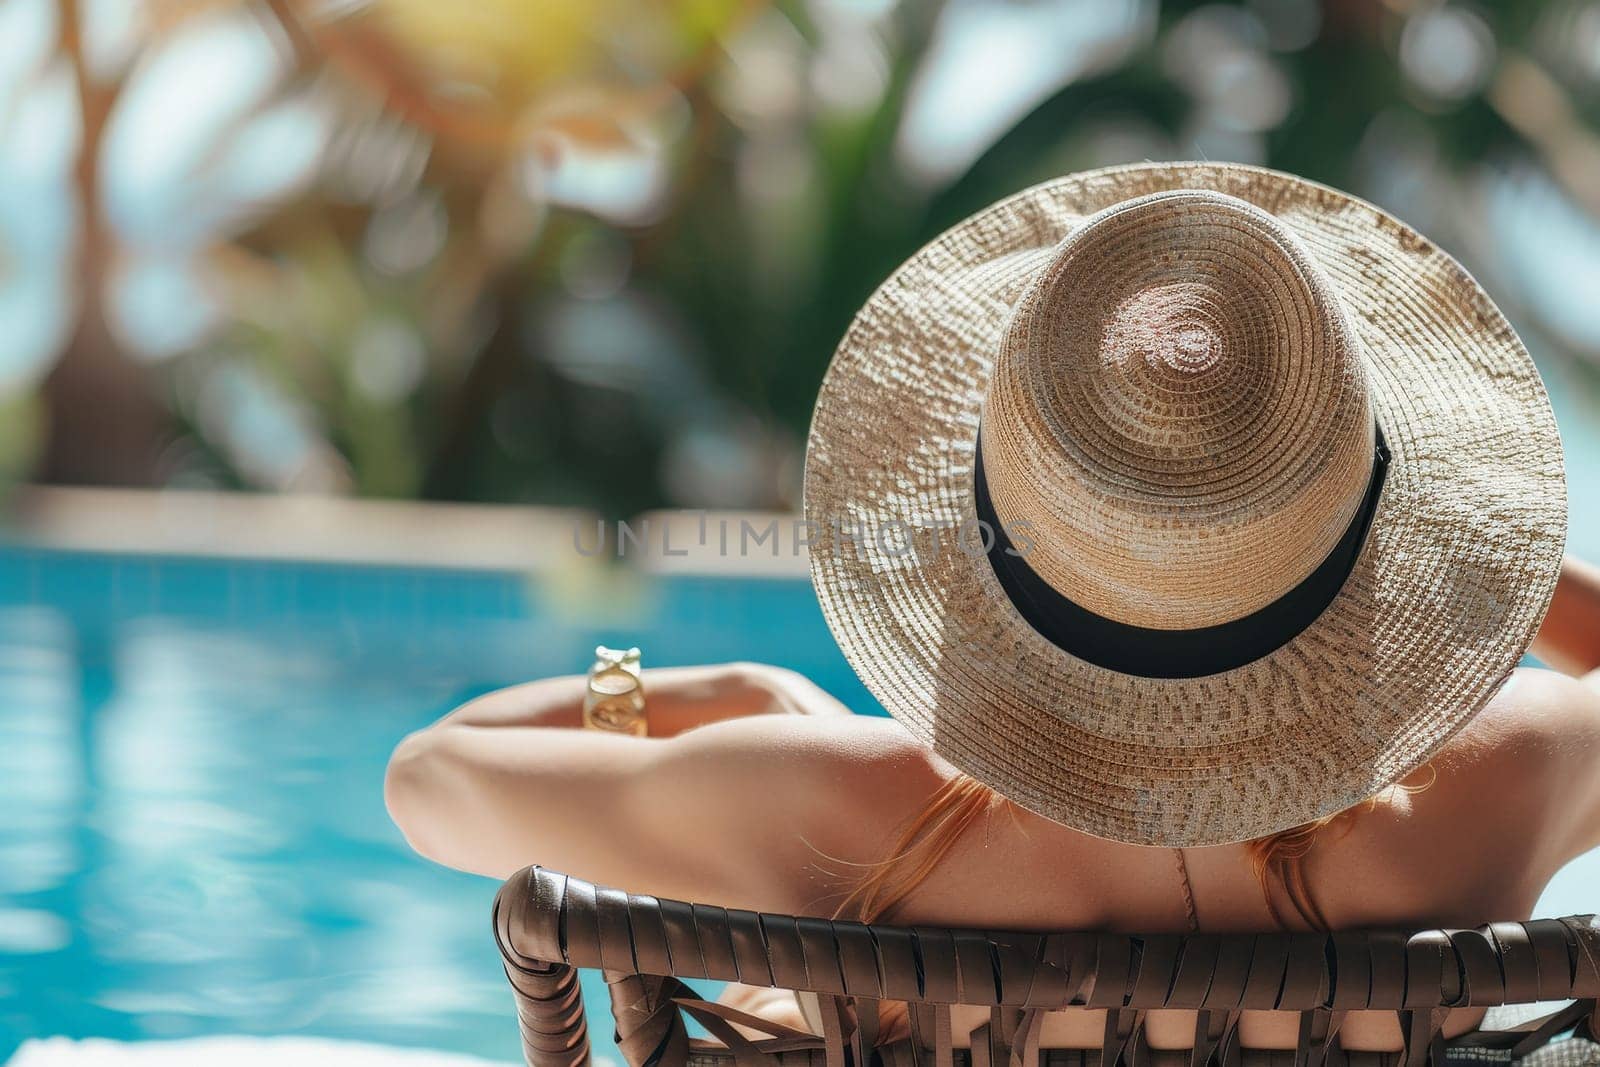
[8,0,1600,516]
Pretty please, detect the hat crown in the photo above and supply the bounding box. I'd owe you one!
[981,190,1375,630]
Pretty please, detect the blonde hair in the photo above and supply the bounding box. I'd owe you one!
[832,776,1001,926]
[1246,765,1437,929]
[835,770,1437,931]
[823,773,1438,1046]
[829,777,1000,1045]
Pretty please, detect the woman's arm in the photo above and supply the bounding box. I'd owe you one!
[1509,554,1600,865]
[1531,555,1600,682]
[383,662,854,882]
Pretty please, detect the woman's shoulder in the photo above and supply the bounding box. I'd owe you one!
[1434,667,1600,799]
[665,711,954,811]
[1328,668,1600,919]
[1464,666,1600,735]
[640,712,957,911]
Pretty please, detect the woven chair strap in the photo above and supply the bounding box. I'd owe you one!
[494,867,1600,1067]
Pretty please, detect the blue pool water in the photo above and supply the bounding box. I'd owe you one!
[0,549,877,1061]
[2,541,1598,1063]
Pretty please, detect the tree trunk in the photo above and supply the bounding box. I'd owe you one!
[38,0,164,487]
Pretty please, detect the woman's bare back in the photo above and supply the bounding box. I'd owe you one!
[706,668,1597,1050]
[387,657,1600,1052]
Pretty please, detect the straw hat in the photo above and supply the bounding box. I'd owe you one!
[803,162,1566,847]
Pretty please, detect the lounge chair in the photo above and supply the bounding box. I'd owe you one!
[493,867,1600,1067]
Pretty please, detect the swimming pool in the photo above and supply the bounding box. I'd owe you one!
[0,548,876,1060]
[2,542,1597,1063]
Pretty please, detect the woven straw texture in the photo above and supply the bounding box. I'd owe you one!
[803,162,1566,847]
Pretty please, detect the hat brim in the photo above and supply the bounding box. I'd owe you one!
[803,162,1566,847]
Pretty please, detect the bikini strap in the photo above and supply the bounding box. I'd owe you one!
[1173,848,1200,933]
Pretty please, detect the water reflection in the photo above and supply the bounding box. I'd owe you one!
[0,552,867,1059]
[0,607,80,967]
[5,548,1592,1060]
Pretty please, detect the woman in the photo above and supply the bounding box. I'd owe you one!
[386,165,1600,1052]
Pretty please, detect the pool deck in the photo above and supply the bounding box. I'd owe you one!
[7,1037,518,1066]
[2,487,810,579]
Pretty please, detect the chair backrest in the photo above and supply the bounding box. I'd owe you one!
[494,866,1600,1067]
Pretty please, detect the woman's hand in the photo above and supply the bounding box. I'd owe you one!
[628,661,855,735]
[743,664,856,723]
[425,662,850,738]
